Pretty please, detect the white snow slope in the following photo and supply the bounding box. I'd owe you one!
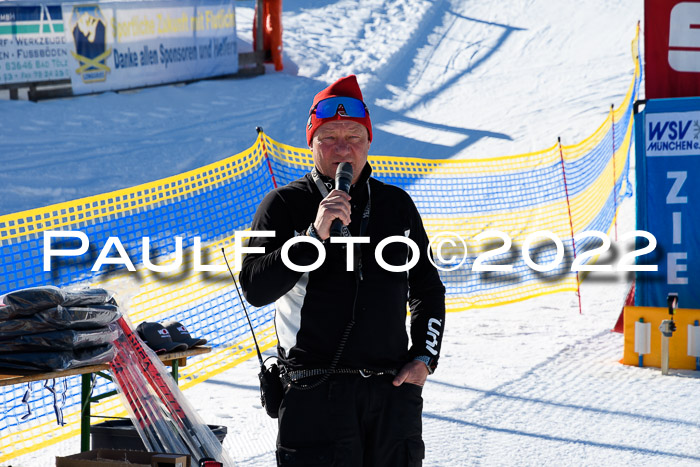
[4,0,700,466]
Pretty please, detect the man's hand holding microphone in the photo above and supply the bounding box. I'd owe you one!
[312,162,354,240]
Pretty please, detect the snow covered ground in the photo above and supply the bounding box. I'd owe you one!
[5,0,700,466]
[0,0,640,215]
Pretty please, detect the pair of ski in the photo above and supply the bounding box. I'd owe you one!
[108,317,230,467]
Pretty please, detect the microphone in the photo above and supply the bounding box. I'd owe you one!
[330,162,353,237]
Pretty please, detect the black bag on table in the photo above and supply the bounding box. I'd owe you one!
[0,286,115,319]
[0,326,119,352]
[0,304,121,338]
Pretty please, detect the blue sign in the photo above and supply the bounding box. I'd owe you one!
[635,97,700,308]
[62,0,238,95]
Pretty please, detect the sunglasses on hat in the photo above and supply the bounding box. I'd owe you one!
[311,96,368,119]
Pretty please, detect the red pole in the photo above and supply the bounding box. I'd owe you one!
[611,104,618,241]
[257,127,278,189]
[558,137,582,314]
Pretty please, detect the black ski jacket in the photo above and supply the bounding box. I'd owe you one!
[240,163,445,372]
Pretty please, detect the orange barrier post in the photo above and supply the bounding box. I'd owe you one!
[268,0,283,71]
[253,0,284,71]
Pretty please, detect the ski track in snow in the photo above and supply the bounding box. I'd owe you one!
[7,1,700,466]
[425,331,700,466]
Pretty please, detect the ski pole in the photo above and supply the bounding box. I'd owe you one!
[115,317,220,464]
[110,337,166,452]
[113,333,192,454]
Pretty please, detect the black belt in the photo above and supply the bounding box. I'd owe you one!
[281,367,398,387]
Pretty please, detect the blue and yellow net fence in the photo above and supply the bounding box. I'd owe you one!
[0,32,641,463]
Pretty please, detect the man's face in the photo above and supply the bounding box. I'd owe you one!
[311,120,370,185]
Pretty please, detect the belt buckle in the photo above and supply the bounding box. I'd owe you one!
[279,365,292,387]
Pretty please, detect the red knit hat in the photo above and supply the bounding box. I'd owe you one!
[306,74,372,146]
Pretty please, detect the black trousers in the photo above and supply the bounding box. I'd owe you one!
[276,374,425,466]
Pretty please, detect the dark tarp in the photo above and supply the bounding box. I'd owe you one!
[0,344,115,371]
[0,286,115,319]
[0,304,121,338]
[0,326,118,352]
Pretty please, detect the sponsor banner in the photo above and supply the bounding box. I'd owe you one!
[635,97,700,308]
[645,0,700,99]
[645,110,700,156]
[0,3,71,85]
[63,0,237,95]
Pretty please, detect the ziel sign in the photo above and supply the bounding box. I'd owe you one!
[635,97,700,308]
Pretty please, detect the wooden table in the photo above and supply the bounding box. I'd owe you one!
[0,346,211,451]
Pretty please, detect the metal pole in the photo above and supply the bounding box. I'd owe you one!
[638,317,644,367]
[256,0,264,56]
[80,374,92,451]
[660,293,678,376]
[171,359,179,384]
[254,0,265,73]
[695,320,700,371]
[660,321,671,376]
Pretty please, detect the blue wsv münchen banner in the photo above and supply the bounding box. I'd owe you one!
[62,0,237,94]
[635,97,700,308]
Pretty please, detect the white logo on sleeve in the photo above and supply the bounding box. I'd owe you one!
[426,318,442,356]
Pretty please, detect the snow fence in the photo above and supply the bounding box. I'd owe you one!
[0,31,641,463]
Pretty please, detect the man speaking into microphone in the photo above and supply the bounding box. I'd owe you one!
[240,75,445,466]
